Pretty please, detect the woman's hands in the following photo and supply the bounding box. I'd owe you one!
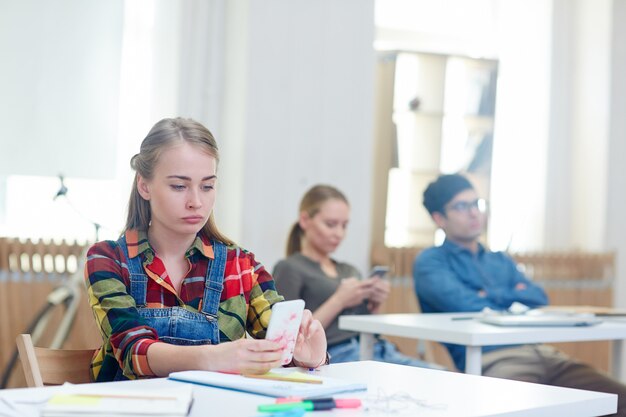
[146,338,283,377]
[208,339,283,375]
[313,277,369,329]
[207,309,326,373]
[332,277,373,309]
[331,276,390,313]
[313,275,392,330]
[292,309,327,368]
[366,276,391,313]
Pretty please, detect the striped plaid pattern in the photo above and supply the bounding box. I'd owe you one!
[84,229,283,381]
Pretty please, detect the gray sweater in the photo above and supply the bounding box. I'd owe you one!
[272,253,370,347]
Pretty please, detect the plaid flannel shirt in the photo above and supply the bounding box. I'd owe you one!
[84,229,283,381]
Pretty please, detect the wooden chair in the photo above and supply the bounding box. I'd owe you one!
[16,334,95,387]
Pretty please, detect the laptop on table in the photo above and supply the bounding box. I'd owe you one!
[479,314,603,327]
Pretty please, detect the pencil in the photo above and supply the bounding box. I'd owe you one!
[242,373,323,384]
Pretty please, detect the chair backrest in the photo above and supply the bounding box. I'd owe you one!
[16,334,95,387]
[370,245,457,370]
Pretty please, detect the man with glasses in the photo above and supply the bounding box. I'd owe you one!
[414,174,626,416]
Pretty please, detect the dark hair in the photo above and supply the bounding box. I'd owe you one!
[286,185,349,256]
[123,117,234,245]
[423,174,474,215]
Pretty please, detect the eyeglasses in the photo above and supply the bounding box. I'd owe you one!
[446,198,488,214]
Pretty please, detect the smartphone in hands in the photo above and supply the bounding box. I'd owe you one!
[369,265,390,279]
[265,299,305,365]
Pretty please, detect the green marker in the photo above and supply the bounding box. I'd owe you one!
[258,402,312,412]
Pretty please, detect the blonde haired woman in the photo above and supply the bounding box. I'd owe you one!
[85,118,327,381]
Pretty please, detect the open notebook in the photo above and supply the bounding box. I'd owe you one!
[169,369,367,398]
[479,314,603,327]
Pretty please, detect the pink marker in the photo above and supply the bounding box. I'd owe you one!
[333,399,362,408]
[275,397,362,408]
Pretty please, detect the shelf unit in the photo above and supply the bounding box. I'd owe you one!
[382,51,499,247]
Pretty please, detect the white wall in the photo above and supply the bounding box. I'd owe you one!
[0,1,123,179]
[227,0,376,273]
[375,0,499,58]
[215,0,249,248]
[545,1,574,250]
[545,0,612,251]
[488,0,552,252]
[607,0,626,310]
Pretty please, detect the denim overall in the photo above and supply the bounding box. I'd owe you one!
[118,236,226,348]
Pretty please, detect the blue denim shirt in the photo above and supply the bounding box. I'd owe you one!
[413,239,549,371]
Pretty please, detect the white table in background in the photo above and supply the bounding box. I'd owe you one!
[0,361,616,417]
[339,312,626,377]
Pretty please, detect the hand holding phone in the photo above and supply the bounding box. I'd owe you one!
[369,265,390,279]
[366,266,391,313]
[265,299,305,365]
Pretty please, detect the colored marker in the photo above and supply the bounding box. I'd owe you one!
[275,396,361,407]
[258,398,362,412]
[258,409,305,417]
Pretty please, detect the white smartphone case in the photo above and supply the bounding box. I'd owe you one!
[265,299,305,365]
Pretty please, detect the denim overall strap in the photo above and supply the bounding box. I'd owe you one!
[117,236,148,307]
[200,240,226,318]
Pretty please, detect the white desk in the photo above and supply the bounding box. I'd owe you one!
[339,312,626,377]
[0,361,616,417]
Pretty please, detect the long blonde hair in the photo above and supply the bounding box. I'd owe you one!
[286,184,349,256]
[124,117,234,245]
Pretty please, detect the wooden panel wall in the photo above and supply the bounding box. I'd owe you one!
[0,238,101,388]
[2,239,613,385]
[515,252,614,373]
[371,245,615,372]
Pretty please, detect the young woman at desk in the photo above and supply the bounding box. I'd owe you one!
[84,118,327,382]
[273,185,438,368]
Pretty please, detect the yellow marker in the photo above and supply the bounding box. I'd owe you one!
[48,394,102,406]
[243,371,323,384]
